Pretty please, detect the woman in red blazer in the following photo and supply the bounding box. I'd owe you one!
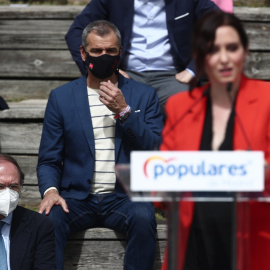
[161,10,270,270]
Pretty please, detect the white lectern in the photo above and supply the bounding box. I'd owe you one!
[115,151,270,270]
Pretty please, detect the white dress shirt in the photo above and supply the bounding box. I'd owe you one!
[123,0,175,71]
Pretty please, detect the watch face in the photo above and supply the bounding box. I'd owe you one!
[120,110,131,123]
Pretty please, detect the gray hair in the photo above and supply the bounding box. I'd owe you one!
[82,20,121,50]
[0,154,24,185]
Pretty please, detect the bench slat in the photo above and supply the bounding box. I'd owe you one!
[1,50,270,79]
[0,20,73,49]
[0,19,270,51]
[68,223,167,240]
[0,6,84,19]
[0,80,68,101]
[0,50,81,78]
[0,122,42,154]
[64,239,165,270]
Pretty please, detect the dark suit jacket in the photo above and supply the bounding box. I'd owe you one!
[37,74,163,199]
[160,75,270,270]
[65,0,218,74]
[10,206,56,270]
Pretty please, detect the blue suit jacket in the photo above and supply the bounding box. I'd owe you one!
[10,206,56,270]
[65,0,218,75]
[37,74,163,199]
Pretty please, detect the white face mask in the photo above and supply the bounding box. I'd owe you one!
[0,188,19,217]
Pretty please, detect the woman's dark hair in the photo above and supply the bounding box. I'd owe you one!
[192,10,249,79]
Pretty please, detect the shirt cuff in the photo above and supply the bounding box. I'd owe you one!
[44,187,58,196]
[185,68,195,77]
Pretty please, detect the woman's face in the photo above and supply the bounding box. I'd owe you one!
[204,26,248,86]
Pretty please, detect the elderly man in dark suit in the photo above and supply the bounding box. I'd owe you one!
[0,154,56,270]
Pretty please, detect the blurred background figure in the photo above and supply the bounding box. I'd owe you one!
[0,97,9,110]
[161,10,270,270]
[212,0,233,12]
[65,0,219,117]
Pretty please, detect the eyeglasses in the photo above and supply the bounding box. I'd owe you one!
[0,184,21,192]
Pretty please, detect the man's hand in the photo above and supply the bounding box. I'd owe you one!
[99,80,127,113]
[175,70,194,84]
[119,69,131,79]
[38,189,69,215]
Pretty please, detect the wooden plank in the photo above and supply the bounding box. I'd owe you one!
[2,50,270,80]
[0,50,81,78]
[234,7,270,22]
[0,19,270,51]
[0,122,43,154]
[0,20,73,49]
[0,79,70,101]
[19,185,41,209]
[245,52,270,79]
[64,240,165,270]
[0,6,269,21]
[243,21,270,51]
[234,7,270,17]
[0,5,84,19]
[0,106,45,119]
[12,155,38,185]
[69,223,167,240]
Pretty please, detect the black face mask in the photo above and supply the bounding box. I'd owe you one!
[84,53,120,79]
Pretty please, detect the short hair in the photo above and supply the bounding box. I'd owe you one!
[192,10,249,78]
[0,154,24,185]
[82,20,121,49]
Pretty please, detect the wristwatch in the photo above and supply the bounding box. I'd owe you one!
[119,106,131,124]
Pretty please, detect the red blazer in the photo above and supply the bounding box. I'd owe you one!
[161,75,270,270]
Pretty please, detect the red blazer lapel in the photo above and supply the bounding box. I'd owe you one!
[234,75,260,151]
[178,87,208,151]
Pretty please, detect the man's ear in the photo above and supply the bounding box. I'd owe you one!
[80,46,86,62]
[119,46,123,56]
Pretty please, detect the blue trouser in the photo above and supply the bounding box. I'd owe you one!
[49,193,157,270]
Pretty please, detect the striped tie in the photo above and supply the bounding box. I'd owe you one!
[0,221,8,270]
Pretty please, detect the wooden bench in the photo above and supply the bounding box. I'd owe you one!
[1,5,270,269]
[65,222,166,269]
[1,5,270,206]
[1,6,270,102]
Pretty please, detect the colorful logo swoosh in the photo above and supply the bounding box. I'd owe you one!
[143,156,176,177]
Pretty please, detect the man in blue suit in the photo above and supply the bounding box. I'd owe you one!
[65,0,218,115]
[37,20,163,270]
[0,154,56,270]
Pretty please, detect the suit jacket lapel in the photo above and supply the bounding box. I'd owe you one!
[165,0,175,23]
[234,75,259,150]
[183,88,208,151]
[10,206,31,270]
[72,75,133,161]
[73,76,95,157]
